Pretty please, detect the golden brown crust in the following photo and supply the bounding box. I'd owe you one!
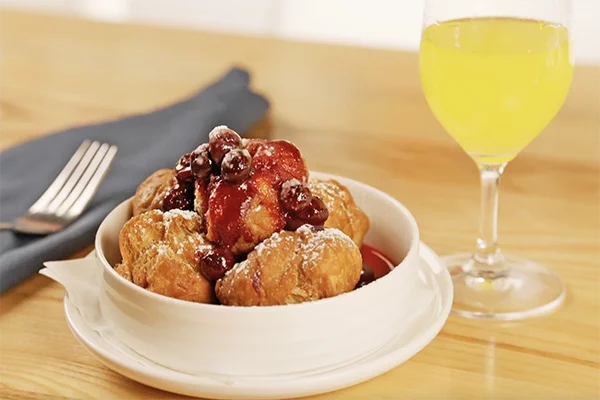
[116,209,215,303]
[215,226,362,306]
[309,179,370,247]
[132,169,176,216]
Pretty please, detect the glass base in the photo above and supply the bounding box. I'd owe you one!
[445,253,566,321]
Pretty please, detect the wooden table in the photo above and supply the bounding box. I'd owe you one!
[1,9,599,400]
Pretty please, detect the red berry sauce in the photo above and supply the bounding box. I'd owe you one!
[356,244,395,288]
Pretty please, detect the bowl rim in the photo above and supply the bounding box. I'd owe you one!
[95,171,420,314]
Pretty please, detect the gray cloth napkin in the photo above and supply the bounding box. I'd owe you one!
[0,67,269,294]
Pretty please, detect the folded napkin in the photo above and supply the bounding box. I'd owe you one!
[0,67,269,294]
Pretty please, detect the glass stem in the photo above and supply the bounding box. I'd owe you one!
[471,163,508,279]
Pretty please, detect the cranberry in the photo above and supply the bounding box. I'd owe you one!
[286,196,329,230]
[174,153,194,182]
[280,179,312,212]
[285,217,307,231]
[191,144,213,180]
[221,149,252,183]
[198,247,236,281]
[208,126,242,164]
[162,183,194,211]
[356,265,376,288]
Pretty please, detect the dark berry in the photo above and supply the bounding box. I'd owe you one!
[300,196,329,225]
[191,144,213,180]
[221,149,252,184]
[208,126,242,164]
[356,265,376,288]
[162,183,194,211]
[198,247,236,281]
[286,196,329,230]
[192,143,209,156]
[174,153,193,182]
[280,179,312,212]
[285,217,306,231]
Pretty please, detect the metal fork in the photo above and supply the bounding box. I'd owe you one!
[0,140,118,235]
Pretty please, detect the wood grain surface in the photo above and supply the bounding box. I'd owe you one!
[1,9,599,400]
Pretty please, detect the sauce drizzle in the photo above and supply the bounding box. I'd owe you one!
[357,244,396,288]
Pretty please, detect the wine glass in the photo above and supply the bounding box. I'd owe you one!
[419,0,574,320]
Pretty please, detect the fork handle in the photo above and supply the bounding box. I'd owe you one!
[0,222,15,231]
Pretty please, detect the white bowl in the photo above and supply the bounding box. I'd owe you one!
[95,172,421,377]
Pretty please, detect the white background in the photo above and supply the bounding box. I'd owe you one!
[1,0,599,65]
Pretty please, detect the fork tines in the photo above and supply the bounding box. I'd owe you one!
[29,140,118,219]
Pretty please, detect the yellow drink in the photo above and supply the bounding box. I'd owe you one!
[420,18,573,164]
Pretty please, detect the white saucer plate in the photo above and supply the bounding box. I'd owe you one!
[64,242,452,400]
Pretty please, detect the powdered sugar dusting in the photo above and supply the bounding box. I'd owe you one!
[197,243,213,253]
[224,258,253,279]
[256,145,274,158]
[223,231,285,279]
[241,196,252,215]
[311,180,344,200]
[224,226,353,279]
[299,225,349,239]
[254,231,285,257]
[209,186,220,202]
[137,209,210,259]
[157,244,168,255]
[296,224,314,235]
[177,239,185,252]
[250,141,276,159]
[164,209,196,220]
[208,125,230,140]
[297,226,354,265]
[163,209,199,231]
[282,178,302,191]
[224,261,242,278]
[140,211,160,227]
